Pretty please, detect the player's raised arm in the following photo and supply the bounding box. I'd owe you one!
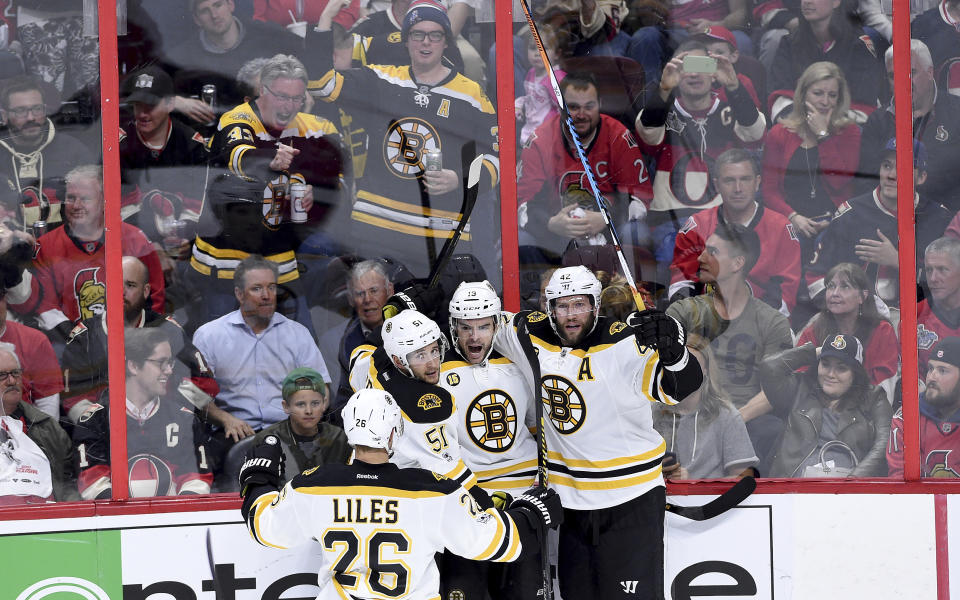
[627,309,703,402]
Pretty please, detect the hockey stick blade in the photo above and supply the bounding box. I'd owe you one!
[427,151,484,288]
[665,476,756,521]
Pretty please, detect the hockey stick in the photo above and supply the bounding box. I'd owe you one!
[518,317,552,600]
[426,140,483,288]
[665,476,756,521]
[518,0,646,311]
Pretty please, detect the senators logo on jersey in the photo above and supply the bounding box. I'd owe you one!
[541,375,586,435]
[384,117,441,179]
[74,267,106,320]
[925,450,960,478]
[466,390,518,453]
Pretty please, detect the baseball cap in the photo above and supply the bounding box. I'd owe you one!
[929,337,960,368]
[402,0,453,42]
[123,66,174,105]
[819,334,864,368]
[694,26,737,50]
[281,367,328,401]
[882,137,928,171]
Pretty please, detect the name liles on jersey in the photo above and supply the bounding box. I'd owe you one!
[333,497,399,524]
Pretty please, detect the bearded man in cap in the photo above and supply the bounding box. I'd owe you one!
[889,336,960,478]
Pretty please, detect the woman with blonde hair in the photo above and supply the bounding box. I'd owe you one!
[653,335,759,479]
[761,61,861,261]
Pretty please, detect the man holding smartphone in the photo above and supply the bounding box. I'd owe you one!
[635,40,765,286]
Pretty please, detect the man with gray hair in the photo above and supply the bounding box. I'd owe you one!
[0,342,78,502]
[918,237,960,376]
[320,259,395,422]
[857,39,960,211]
[10,165,165,343]
[209,53,345,216]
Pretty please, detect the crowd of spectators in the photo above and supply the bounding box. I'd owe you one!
[0,0,956,505]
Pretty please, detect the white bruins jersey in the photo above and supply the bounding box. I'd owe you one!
[439,354,539,491]
[350,344,477,489]
[246,461,522,600]
[496,311,679,510]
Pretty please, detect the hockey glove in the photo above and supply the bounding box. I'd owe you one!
[509,486,563,531]
[491,490,513,510]
[238,435,285,496]
[627,309,687,367]
[381,284,445,320]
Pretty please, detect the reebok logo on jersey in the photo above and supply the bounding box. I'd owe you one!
[356,473,379,480]
[620,580,638,593]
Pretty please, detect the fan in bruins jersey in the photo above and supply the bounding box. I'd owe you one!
[240,388,562,600]
[306,0,499,276]
[438,280,543,600]
[380,266,703,598]
[196,54,347,300]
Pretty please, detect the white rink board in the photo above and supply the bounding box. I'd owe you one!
[0,494,943,599]
[665,493,937,600]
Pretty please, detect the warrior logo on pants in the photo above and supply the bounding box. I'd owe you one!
[541,375,585,434]
[383,117,440,179]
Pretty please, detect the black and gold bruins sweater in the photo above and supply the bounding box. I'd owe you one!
[245,460,524,600]
[348,344,477,490]
[495,311,702,510]
[306,29,498,275]
[193,101,347,283]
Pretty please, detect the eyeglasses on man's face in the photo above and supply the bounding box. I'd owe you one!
[7,104,45,118]
[144,357,176,370]
[409,30,445,42]
[263,85,305,107]
[0,368,22,381]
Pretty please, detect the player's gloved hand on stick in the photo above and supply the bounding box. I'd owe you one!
[509,486,563,531]
[239,435,285,495]
[626,309,687,367]
[382,284,445,320]
[491,490,512,510]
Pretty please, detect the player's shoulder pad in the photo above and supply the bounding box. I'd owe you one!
[78,402,105,423]
[66,321,88,343]
[596,317,635,344]
[387,376,455,423]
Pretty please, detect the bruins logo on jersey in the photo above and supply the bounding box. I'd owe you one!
[609,322,626,335]
[446,373,460,386]
[383,117,440,179]
[466,390,518,453]
[262,174,299,230]
[418,393,443,410]
[527,311,547,323]
[541,375,585,434]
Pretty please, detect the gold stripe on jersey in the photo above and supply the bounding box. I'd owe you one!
[190,238,299,283]
[357,189,465,220]
[476,477,536,491]
[474,458,538,479]
[546,440,666,468]
[309,69,344,102]
[351,211,472,241]
[295,484,447,499]
[249,491,285,549]
[440,357,513,372]
[528,333,617,357]
[549,468,662,491]
[474,509,506,561]
[445,459,478,489]
[431,76,496,115]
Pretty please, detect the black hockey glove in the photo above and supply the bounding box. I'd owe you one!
[238,435,285,496]
[627,309,687,367]
[509,486,563,531]
[381,284,445,320]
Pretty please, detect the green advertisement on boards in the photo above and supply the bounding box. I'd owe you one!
[3,530,121,600]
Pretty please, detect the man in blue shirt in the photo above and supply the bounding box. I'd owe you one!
[194,254,330,443]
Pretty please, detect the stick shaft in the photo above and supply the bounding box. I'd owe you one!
[518,0,645,310]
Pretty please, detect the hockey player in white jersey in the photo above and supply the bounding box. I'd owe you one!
[438,280,543,599]
[239,388,562,600]
[489,265,703,599]
[348,309,477,493]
